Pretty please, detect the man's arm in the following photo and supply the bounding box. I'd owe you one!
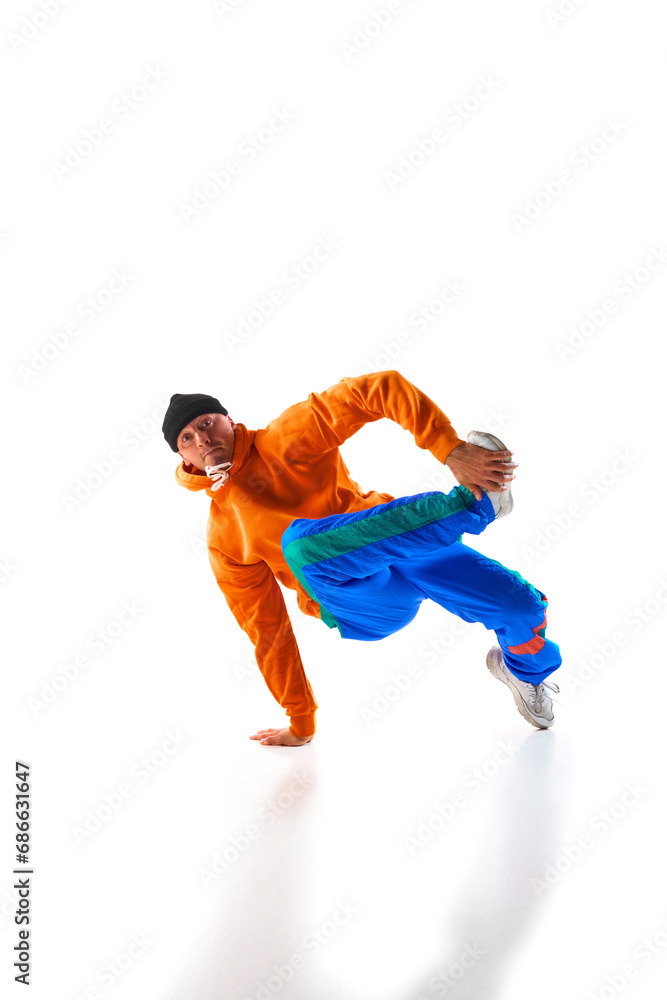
[264,369,514,498]
[265,369,463,463]
[208,546,318,742]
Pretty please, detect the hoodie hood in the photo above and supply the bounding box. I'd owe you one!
[174,421,256,497]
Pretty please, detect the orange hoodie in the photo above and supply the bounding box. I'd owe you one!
[174,370,465,738]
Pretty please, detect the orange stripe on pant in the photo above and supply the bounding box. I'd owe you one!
[508,606,548,656]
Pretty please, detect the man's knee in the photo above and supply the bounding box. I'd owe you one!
[492,575,546,630]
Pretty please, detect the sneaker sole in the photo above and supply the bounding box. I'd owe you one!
[467,431,514,518]
[486,647,554,729]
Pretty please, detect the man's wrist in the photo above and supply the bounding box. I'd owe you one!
[289,713,316,739]
[442,439,467,466]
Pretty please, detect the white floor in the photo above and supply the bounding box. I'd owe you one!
[6,576,667,1000]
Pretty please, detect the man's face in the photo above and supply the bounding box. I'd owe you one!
[177,412,236,474]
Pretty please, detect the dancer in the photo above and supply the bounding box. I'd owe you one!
[162,371,561,746]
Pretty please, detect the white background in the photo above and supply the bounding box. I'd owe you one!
[2,1,666,998]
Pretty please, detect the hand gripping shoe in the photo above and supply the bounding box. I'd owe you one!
[467,430,514,519]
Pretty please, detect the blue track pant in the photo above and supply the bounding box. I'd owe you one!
[281,486,561,685]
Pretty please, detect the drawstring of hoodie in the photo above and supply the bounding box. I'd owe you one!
[205,461,235,491]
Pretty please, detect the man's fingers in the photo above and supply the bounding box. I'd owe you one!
[486,479,513,491]
[480,451,517,468]
[250,727,306,746]
[469,445,515,461]
[461,480,483,501]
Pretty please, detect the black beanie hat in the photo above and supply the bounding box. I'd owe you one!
[162,393,228,452]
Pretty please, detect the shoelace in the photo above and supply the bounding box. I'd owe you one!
[204,461,235,491]
[530,679,560,710]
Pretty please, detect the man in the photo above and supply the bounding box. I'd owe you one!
[162,370,561,746]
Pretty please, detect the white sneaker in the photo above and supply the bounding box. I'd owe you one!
[486,646,560,729]
[467,430,514,519]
